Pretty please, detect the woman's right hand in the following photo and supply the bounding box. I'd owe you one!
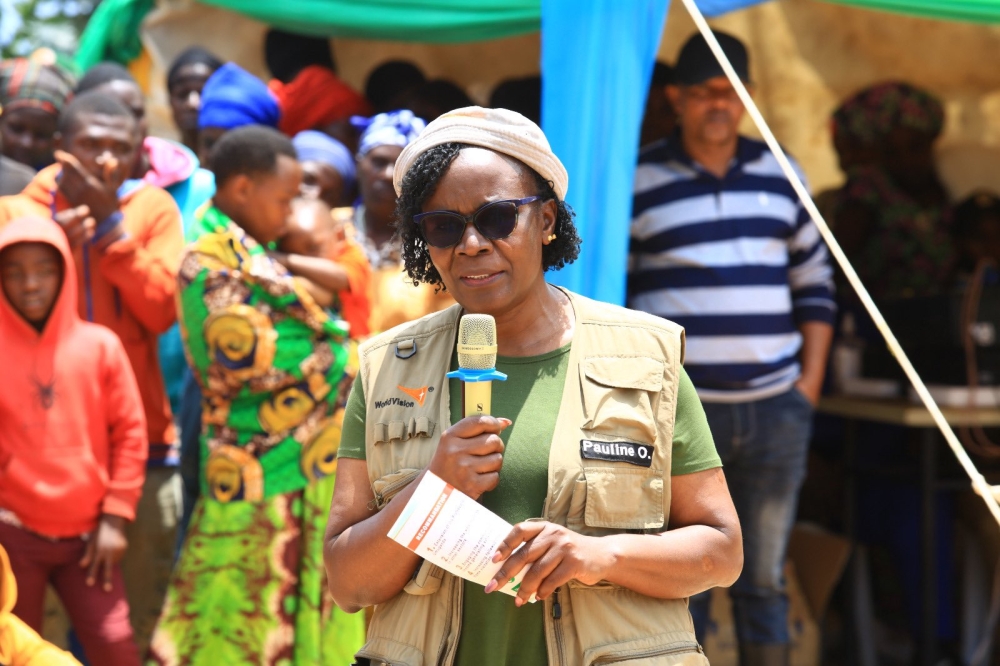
[427,415,511,500]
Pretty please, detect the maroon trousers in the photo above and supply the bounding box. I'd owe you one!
[0,521,140,666]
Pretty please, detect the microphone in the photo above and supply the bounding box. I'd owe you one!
[446,314,508,417]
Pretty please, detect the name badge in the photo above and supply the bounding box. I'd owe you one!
[580,439,653,468]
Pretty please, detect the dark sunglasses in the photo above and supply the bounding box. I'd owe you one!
[413,196,541,249]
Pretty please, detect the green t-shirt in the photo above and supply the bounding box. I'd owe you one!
[338,346,720,666]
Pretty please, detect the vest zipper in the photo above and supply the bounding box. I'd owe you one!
[591,641,703,664]
[552,588,566,664]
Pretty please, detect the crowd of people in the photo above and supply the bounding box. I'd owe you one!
[0,22,996,666]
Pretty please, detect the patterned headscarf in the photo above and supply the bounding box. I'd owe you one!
[0,58,75,116]
[833,81,944,145]
[351,109,426,156]
[864,81,944,138]
[832,89,878,146]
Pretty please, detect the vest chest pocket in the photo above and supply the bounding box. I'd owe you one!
[584,467,664,530]
[580,356,663,445]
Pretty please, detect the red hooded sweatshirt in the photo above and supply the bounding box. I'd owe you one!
[0,166,182,462]
[0,216,148,538]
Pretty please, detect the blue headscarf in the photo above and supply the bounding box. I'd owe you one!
[292,130,356,190]
[351,109,426,156]
[198,63,280,130]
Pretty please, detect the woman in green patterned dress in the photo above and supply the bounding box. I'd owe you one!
[146,126,365,665]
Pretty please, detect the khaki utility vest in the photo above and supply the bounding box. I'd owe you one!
[356,288,708,666]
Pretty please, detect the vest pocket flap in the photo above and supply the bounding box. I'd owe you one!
[581,632,705,665]
[580,358,663,444]
[372,417,436,445]
[403,559,444,596]
[584,467,664,530]
[370,468,421,510]
[582,356,664,391]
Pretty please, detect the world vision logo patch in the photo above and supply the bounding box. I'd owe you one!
[397,385,429,407]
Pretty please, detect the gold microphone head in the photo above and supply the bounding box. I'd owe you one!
[457,314,498,370]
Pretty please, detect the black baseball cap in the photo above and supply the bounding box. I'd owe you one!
[674,31,750,86]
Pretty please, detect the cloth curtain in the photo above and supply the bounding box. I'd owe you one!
[541,0,671,305]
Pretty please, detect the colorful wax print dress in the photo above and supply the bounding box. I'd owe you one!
[146,206,364,666]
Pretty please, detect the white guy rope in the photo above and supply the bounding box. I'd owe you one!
[678,0,1000,528]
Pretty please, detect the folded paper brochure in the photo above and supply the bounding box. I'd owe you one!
[388,471,535,601]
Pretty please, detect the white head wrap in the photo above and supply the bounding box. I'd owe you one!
[392,106,569,199]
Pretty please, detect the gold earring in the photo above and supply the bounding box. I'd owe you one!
[547,234,557,242]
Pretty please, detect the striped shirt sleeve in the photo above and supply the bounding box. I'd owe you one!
[785,160,836,326]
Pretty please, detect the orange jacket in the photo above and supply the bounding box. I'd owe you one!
[0,545,82,666]
[0,166,182,456]
[0,216,147,537]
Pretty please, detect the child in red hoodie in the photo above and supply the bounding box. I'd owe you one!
[0,215,147,666]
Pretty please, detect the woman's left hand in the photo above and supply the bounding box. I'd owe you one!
[485,521,614,606]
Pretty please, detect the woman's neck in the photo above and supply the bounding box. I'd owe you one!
[492,283,574,358]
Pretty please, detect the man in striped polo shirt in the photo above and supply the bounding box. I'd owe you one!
[629,31,835,666]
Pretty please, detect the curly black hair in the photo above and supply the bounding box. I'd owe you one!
[394,142,582,290]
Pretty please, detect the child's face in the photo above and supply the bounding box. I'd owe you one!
[279,226,324,258]
[238,155,303,246]
[278,199,332,258]
[0,242,63,330]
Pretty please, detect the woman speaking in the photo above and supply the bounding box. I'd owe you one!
[324,107,742,666]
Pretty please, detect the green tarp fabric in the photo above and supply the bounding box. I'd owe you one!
[196,0,541,42]
[75,0,153,69]
[825,0,1000,23]
[191,0,1000,42]
[72,0,1000,68]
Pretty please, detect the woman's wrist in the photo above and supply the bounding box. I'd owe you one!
[581,533,621,586]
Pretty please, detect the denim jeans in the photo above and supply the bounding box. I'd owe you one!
[689,387,813,646]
